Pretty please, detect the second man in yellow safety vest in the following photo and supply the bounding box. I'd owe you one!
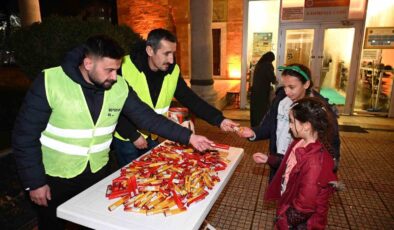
[113,28,239,166]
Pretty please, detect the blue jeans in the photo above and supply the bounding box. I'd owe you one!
[112,137,159,167]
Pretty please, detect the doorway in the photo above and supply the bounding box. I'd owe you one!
[278,22,363,114]
[212,22,227,78]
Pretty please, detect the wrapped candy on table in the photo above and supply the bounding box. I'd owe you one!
[106,141,230,216]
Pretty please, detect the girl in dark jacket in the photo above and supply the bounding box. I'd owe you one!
[265,97,339,229]
[238,64,340,181]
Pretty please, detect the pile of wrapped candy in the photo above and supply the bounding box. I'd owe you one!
[106,141,230,216]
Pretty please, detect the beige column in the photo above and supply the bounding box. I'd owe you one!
[189,0,218,107]
[18,0,41,27]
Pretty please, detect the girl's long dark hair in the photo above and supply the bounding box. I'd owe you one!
[290,97,336,159]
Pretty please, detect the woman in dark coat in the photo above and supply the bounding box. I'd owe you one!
[250,51,276,126]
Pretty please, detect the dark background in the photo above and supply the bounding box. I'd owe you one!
[0,0,118,22]
[0,1,119,229]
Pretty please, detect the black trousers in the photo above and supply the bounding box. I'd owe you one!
[35,164,110,230]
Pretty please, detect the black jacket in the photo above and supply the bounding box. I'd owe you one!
[252,87,341,161]
[12,46,192,190]
[116,43,225,142]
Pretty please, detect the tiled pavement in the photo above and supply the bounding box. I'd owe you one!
[3,109,394,229]
[194,114,394,230]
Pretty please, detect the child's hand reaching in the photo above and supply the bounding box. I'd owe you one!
[253,152,268,164]
[234,126,255,138]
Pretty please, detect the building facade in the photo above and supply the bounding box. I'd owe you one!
[117,0,394,117]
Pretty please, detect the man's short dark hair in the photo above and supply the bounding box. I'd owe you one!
[83,35,124,59]
[146,28,177,53]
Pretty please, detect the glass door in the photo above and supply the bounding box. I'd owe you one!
[278,23,362,114]
[318,27,355,110]
[279,27,318,84]
[283,29,315,68]
[354,50,394,116]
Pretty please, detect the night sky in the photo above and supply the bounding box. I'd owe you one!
[0,0,116,18]
[0,0,19,15]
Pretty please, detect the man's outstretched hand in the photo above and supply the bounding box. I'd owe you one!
[189,134,214,152]
[220,118,239,132]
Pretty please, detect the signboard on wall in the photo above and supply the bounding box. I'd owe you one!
[364,27,394,49]
[304,0,350,21]
[282,7,303,21]
[361,49,381,61]
[252,32,273,64]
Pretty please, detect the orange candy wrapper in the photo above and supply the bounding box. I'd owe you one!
[106,141,229,216]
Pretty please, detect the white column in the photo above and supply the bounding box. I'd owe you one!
[190,0,218,107]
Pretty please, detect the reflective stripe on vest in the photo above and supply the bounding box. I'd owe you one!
[40,135,112,156]
[44,123,116,138]
[114,55,179,141]
[154,106,170,115]
[41,66,128,178]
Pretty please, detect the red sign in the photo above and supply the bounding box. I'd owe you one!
[305,0,350,8]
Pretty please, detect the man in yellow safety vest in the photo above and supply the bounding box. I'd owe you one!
[113,28,239,167]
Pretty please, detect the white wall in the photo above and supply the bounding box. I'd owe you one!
[247,0,280,67]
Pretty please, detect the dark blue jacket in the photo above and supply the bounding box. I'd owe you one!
[251,87,341,162]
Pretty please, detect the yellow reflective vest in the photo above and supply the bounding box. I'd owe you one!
[40,66,128,178]
[114,55,179,140]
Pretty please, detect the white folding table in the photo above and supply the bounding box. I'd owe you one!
[57,144,244,230]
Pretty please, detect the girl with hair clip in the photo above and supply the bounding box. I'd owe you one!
[265,97,340,230]
[237,64,340,182]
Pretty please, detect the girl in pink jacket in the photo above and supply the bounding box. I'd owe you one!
[261,97,340,229]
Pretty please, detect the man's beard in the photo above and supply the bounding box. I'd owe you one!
[98,80,115,90]
[88,72,115,90]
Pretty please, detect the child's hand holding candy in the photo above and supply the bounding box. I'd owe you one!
[234,126,255,138]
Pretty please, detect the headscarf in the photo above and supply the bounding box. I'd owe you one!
[259,51,275,63]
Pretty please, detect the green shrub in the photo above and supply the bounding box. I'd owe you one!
[10,16,144,79]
